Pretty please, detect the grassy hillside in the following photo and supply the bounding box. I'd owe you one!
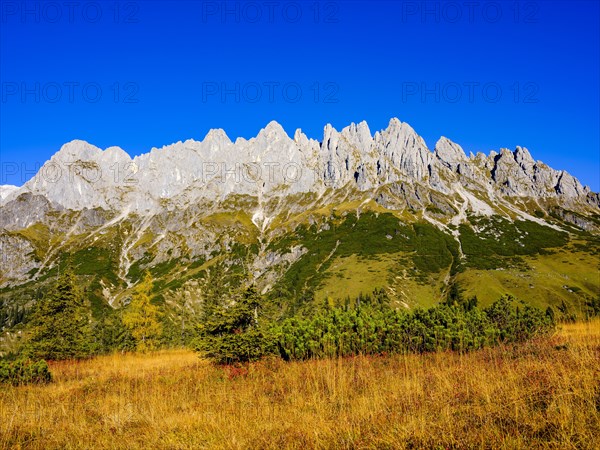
[1,320,598,449]
[1,205,598,340]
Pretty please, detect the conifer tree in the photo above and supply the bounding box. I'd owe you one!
[122,272,163,352]
[196,285,272,364]
[27,268,91,360]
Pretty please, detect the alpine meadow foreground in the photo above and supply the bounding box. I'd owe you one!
[1,320,599,449]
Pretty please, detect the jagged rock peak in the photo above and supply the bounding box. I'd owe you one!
[379,118,427,149]
[203,128,231,144]
[257,121,289,141]
[434,137,467,165]
[103,146,132,162]
[1,117,596,212]
[514,146,534,164]
[54,139,103,160]
[384,117,415,136]
[388,117,402,129]
[293,128,311,146]
[341,120,371,135]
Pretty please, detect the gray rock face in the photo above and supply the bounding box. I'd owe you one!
[0,234,40,281]
[0,119,600,236]
[0,185,19,201]
[555,171,587,198]
[0,193,57,230]
[0,118,599,291]
[374,119,432,183]
[434,137,468,172]
[1,118,596,216]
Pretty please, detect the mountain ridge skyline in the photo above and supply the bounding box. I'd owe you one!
[1,118,598,196]
[1,117,598,327]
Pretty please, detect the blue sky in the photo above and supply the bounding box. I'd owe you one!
[1,0,599,190]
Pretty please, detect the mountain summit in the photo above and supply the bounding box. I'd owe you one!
[1,118,597,213]
[0,118,598,318]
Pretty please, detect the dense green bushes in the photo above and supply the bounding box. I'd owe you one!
[0,358,52,385]
[196,286,554,364]
[272,294,554,360]
[584,295,600,318]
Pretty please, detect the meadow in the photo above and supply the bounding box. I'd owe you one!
[1,320,599,449]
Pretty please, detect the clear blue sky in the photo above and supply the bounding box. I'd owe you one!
[1,0,598,190]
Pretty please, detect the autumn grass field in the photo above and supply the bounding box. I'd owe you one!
[1,320,599,449]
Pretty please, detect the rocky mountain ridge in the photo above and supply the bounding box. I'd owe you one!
[1,118,597,216]
[0,118,598,321]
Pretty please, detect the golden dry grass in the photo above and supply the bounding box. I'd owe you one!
[1,320,599,449]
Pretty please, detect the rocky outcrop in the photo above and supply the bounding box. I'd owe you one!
[0,193,57,230]
[0,185,19,201]
[1,118,596,216]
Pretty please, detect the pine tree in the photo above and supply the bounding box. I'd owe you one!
[27,268,91,360]
[122,272,163,352]
[92,309,136,353]
[196,285,273,364]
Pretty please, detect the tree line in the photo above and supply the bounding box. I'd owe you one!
[195,288,557,364]
[1,269,162,384]
[2,267,599,384]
